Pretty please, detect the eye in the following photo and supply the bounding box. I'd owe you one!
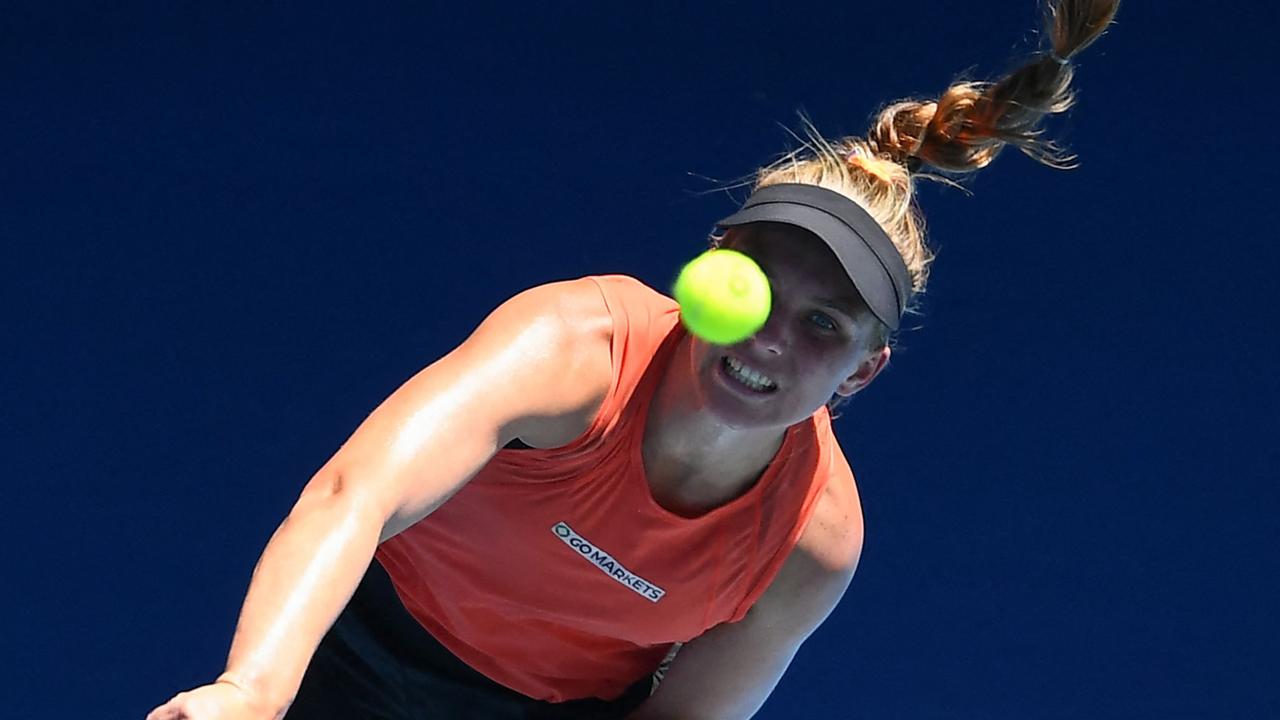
[808,311,838,332]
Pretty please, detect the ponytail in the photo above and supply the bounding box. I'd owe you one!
[869,0,1122,173]
[751,0,1122,312]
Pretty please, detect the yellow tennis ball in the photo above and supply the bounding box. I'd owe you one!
[673,249,772,345]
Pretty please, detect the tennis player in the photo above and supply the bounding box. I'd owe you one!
[147,1,1119,717]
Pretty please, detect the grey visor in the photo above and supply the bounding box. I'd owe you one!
[715,183,911,331]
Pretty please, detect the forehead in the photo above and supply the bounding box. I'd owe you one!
[728,223,866,310]
[729,221,833,262]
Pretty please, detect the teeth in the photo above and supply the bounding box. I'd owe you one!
[725,357,776,391]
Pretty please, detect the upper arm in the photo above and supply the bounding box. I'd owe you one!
[635,483,865,719]
[299,277,613,540]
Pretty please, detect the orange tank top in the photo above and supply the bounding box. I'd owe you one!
[374,274,849,702]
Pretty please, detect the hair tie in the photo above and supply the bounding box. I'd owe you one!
[1048,51,1071,65]
[846,146,899,183]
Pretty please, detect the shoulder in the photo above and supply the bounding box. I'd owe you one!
[585,273,677,319]
[798,457,864,578]
[530,274,669,339]
[499,277,616,448]
[750,454,864,635]
[487,277,614,370]
[508,276,614,332]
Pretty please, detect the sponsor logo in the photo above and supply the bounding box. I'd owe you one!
[552,522,665,603]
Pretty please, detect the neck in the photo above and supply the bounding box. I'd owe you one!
[641,333,787,511]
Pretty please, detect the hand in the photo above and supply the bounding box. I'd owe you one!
[146,679,284,720]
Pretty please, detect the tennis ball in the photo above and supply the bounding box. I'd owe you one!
[673,249,772,345]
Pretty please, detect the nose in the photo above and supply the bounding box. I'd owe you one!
[745,304,788,356]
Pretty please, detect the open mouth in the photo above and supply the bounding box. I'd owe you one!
[719,355,778,394]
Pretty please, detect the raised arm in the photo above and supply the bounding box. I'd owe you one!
[148,278,613,720]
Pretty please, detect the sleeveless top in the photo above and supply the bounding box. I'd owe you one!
[374,274,851,702]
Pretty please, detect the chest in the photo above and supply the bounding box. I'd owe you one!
[419,466,767,644]
[641,451,769,518]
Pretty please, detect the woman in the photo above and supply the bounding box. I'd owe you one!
[148,1,1120,717]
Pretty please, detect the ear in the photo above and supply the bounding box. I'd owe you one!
[835,345,891,397]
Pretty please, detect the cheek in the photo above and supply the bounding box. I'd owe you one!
[794,340,861,389]
[691,338,729,383]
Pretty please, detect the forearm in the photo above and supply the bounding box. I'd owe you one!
[215,480,385,713]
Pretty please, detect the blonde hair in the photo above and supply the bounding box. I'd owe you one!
[742,0,1121,352]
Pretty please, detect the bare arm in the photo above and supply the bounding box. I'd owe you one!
[151,278,613,718]
[629,487,865,720]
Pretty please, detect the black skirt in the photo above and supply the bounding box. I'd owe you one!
[284,558,654,720]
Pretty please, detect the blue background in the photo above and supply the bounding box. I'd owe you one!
[5,1,1277,718]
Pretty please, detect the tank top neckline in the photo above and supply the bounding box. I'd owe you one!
[629,320,809,523]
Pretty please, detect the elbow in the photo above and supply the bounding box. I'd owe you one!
[291,472,384,529]
[293,471,349,508]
